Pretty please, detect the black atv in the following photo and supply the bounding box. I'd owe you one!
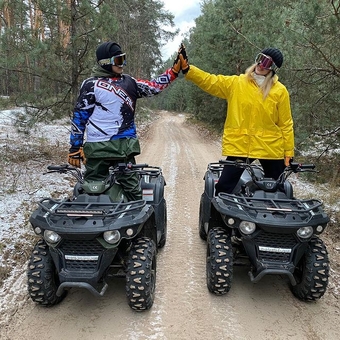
[199,159,330,301]
[27,163,167,311]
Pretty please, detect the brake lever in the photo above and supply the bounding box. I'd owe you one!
[299,168,317,173]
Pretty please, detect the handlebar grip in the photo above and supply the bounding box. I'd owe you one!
[300,164,315,170]
[289,162,315,171]
[116,163,149,171]
[132,163,149,169]
[219,159,237,166]
[47,164,69,171]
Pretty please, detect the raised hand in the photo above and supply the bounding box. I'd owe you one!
[172,45,182,76]
[178,43,190,74]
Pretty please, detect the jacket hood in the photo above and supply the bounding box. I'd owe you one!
[91,64,122,78]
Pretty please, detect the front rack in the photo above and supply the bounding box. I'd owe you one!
[37,198,146,217]
[218,193,323,214]
[216,193,330,225]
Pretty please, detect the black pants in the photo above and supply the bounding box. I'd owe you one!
[215,156,285,195]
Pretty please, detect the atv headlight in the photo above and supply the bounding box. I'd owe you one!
[239,221,256,235]
[316,225,324,233]
[226,218,235,226]
[44,230,61,243]
[103,230,121,244]
[34,227,42,235]
[297,226,313,239]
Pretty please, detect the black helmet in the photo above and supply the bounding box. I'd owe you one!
[96,42,123,71]
[261,48,283,68]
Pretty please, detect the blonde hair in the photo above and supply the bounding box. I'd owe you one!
[245,64,277,99]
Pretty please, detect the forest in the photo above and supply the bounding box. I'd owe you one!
[0,0,339,183]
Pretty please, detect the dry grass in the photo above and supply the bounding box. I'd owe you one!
[0,117,70,288]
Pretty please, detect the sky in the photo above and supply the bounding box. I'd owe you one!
[160,0,202,60]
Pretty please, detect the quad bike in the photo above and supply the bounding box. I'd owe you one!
[27,162,167,311]
[199,159,330,301]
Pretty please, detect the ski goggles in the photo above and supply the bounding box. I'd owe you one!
[98,53,127,67]
[255,53,278,72]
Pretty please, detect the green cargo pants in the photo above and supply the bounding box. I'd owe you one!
[83,139,142,201]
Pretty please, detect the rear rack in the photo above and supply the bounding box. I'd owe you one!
[208,163,224,172]
[37,198,146,217]
[141,166,162,176]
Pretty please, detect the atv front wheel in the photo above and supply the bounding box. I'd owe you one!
[158,200,167,249]
[27,239,65,306]
[126,237,157,311]
[206,227,233,295]
[291,236,329,301]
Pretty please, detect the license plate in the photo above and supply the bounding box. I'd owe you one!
[259,246,292,253]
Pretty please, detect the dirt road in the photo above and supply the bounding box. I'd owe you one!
[3,111,339,340]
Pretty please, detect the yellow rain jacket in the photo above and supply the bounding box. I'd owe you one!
[185,66,294,159]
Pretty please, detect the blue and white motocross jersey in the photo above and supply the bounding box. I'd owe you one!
[70,68,177,148]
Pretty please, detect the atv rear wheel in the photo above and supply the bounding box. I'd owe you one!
[199,194,207,241]
[291,236,329,301]
[27,239,65,306]
[206,227,233,295]
[126,237,157,311]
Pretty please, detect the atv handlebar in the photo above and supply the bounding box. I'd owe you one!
[217,159,316,185]
[46,163,151,173]
[213,159,317,194]
[218,159,315,173]
[44,162,161,183]
[45,164,83,183]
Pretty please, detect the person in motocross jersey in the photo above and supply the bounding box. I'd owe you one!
[68,41,181,201]
[176,44,295,194]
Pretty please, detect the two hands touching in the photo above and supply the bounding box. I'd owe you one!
[172,43,190,76]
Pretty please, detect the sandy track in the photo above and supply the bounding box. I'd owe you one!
[3,111,339,340]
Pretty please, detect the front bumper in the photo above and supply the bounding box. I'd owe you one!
[241,229,307,285]
[50,238,120,297]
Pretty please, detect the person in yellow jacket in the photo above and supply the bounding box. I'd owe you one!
[176,44,295,194]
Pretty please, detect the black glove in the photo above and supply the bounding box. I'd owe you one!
[179,43,190,74]
[68,147,85,168]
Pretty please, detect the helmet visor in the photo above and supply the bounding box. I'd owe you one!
[98,53,127,67]
[255,53,278,72]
